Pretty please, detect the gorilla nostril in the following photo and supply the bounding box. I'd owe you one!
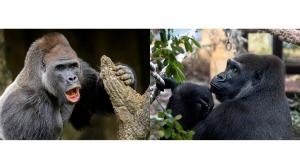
[68,76,77,82]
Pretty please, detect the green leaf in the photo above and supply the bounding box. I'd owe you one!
[152,48,162,58]
[187,131,195,138]
[166,109,173,114]
[160,29,168,47]
[174,114,182,120]
[161,48,174,59]
[166,120,173,128]
[173,36,180,45]
[173,59,184,70]
[173,66,185,83]
[171,132,177,139]
[164,128,172,139]
[175,46,185,54]
[184,40,193,52]
[167,59,185,83]
[165,64,175,77]
[157,112,165,119]
[156,60,163,71]
[175,122,184,132]
[158,130,165,138]
[163,59,168,66]
[176,134,183,140]
[154,41,162,48]
[160,120,167,127]
[190,38,201,48]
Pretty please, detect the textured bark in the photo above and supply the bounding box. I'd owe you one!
[100,55,150,140]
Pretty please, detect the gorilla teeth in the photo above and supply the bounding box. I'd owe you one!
[66,88,78,95]
[65,88,80,103]
[66,89,77,96]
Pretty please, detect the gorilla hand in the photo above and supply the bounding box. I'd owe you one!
[114,64,135,87]
[156,76,178,91]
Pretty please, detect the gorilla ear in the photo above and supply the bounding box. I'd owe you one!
[252,71,263,86]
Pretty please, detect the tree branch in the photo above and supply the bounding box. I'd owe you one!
[265,29,300,45]
[150,62,165,103]
[100,55,150,140]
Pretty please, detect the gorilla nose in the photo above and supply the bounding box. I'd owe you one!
[67,75,78,83]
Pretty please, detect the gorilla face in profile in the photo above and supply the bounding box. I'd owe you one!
[210,57,262,102]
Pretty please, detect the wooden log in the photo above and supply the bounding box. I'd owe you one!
[100,55,150,140]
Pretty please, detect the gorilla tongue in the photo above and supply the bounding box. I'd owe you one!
[65,87,80,103]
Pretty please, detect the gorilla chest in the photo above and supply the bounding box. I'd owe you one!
[205,109,268,139]
[50,104,74,133]
[51,108,64,133]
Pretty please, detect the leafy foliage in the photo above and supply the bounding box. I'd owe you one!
[155,109,194,140]
[150,29,201,140]
[290,94,300,136]
[150,29,200,83]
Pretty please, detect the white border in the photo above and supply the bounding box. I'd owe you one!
[1,0,300,167]
[0,0,299,28]
[0,140,300,168]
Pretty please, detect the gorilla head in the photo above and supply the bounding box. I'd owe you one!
[157,77,214,131]
[167,82,214,130]
[210,54,285,102]
[17,33,82,104]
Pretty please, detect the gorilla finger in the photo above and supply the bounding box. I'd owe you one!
[114,65,128,71]
[120,74,132,80]
[116,65,133,76]
[116,69,126,76]
[124,79,133,86]
[198,99,209,108]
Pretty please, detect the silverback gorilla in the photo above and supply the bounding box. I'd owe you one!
[0,33,135,139]
[159,54,293,140]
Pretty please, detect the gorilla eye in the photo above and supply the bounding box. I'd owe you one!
[232,67,238,73]
[69,63,79,68]
[55,64,65,71]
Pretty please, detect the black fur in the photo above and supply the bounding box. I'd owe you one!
[194,54,293,140]
[162,54,293,140]
[157,77,214,130]
[69,61,114,129]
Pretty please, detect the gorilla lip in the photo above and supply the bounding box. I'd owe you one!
[65,87,80,103]
[210,82,220,92]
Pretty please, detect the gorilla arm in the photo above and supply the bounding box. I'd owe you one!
[69,60,136,129]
